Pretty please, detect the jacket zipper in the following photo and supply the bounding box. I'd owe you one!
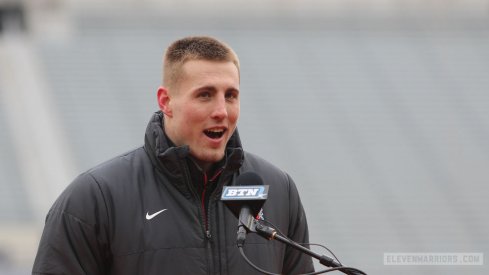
[201,169,224,239]
[181,161,209,241]
[182,160,223,274]
[201,173,211,238]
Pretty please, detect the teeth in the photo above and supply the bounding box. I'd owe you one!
[204,128,225,139]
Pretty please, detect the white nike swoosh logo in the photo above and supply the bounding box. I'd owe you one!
[146,209,167,220]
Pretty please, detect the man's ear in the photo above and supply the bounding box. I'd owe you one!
[157,86,172,117]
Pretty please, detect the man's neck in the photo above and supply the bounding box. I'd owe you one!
[188,156,218,174]
[162,125,221,173]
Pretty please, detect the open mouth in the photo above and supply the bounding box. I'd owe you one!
[204,128,226,139]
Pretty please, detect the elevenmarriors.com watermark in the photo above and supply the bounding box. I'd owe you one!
[384,253,484,266]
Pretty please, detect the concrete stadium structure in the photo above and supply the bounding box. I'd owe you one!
[1,1,488,274]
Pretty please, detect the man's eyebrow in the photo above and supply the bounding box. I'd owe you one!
[226,87,239,93]
[194,86,239,93]
[196,85,217,91]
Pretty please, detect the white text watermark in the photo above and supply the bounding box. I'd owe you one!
[384,253,483,265]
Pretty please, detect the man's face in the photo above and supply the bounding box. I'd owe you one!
[158,60,240,169]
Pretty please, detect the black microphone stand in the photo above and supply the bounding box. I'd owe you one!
[251,220,367,275]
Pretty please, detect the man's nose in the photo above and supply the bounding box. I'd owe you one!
[211,96,228,120]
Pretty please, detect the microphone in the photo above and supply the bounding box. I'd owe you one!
[222,174,368,275]
[221,172,269,246]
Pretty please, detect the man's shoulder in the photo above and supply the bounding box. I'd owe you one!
[50,147,149,212]
[242,151,279,170]
[60,147,148,196]
[242,151,291,186]
[85,146,148,180]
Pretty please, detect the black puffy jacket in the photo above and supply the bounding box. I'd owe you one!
[33,112,314,274]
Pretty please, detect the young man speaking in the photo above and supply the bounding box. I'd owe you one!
[33,36,314,274]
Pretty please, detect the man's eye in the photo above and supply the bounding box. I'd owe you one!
[198,92,211,98]
[226,91,238,100]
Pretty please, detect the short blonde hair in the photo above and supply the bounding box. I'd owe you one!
[163,36,240,89]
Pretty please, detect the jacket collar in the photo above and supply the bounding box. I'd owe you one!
[144,111,244,192]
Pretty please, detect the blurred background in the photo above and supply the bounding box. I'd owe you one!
[0,0,488,274]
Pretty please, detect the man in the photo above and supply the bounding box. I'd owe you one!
[33,36,314,274]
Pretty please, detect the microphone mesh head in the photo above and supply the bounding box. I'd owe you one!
[222,172,268,219]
